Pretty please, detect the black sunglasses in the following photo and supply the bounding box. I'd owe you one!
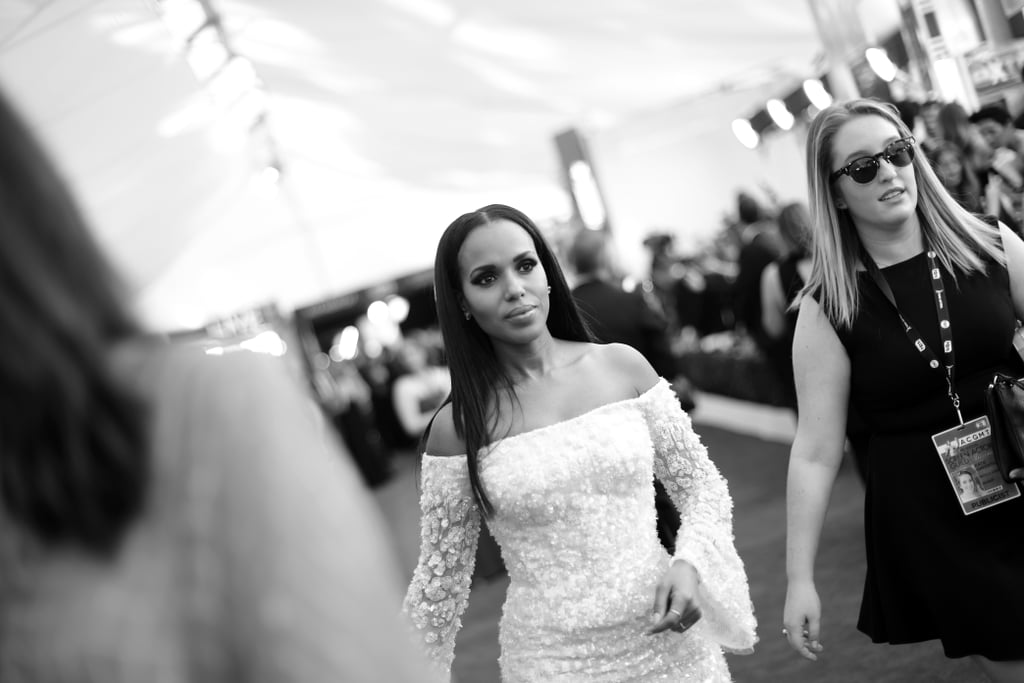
[830,136,916,184]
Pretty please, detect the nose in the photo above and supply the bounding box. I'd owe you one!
[504,276,526,300]
[876,156,899,181]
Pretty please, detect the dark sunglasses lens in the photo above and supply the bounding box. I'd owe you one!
[848,159,879,184]
[888,141,914,167]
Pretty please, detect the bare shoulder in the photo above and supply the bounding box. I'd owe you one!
[1000,221,1024,256]
[171,346,304,409]
[794,294,824,334]
[793,295,845,358]
[424,402,465,457]
[588,342,661,394]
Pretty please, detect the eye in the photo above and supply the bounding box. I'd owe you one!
[849,157,876,173]
[471,272,496,286]
[517,258,537,273]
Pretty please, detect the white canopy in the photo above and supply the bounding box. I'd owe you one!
[0,0,830,331]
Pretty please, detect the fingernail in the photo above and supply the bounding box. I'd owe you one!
[650,612,660,624]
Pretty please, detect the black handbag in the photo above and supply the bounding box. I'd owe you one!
[984,372,1024,482]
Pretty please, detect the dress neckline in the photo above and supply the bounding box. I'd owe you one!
[879,250,926,270]
[858,249,925,275]
[422,378,667,461]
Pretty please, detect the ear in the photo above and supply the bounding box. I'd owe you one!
[834,192,848,210]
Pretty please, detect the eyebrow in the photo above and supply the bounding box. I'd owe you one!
[468,250,536,278]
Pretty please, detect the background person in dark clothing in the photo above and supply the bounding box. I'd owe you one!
[732,192,786,352]
[759,201,812,413]
[570,228,677,379]
[568,227,684,552]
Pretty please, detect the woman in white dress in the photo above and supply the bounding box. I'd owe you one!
[402,204,756,682]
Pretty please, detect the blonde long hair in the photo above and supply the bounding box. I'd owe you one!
[803,98,1004,329]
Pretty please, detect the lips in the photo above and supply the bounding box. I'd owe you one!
[505,304,536,319]
[879,188,904,201]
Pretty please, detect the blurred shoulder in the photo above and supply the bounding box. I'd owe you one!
[135,343,311,417]
[586,341,660,394]
[424,402,465,457]
[197,347,301,395]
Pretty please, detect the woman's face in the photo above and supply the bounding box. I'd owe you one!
[830,115,918,233]
[920,103,941,137]
[958,472,977,494]
[975,119,1010,151]
[936,149,963,187]
[457,219,550,346]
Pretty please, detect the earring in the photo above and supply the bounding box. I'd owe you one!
[463,310,471,320]
[547,286,552,293]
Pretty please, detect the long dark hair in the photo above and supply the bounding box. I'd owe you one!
[432,204,593,516]
[0,89,148,556]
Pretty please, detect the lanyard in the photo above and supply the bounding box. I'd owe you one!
[862,247,964,426]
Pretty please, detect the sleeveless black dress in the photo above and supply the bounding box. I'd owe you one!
[837,249,1024,660]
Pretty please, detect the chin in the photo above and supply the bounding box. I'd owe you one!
[876,202,916,225]
[504,323,548,344]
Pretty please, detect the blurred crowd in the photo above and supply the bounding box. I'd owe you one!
[319,94,1024,487]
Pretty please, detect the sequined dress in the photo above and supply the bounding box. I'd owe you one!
[402,380,757,682]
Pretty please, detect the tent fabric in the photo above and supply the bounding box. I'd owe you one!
[0,0,823,330]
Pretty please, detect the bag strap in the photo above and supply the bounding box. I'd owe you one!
[992,372,1024,391]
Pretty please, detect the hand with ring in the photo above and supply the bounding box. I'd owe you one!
[646,559,702,635]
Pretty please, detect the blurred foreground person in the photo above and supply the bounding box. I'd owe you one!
[402,204,755,681]
[0,89,435,682]
[784,98,1024,682]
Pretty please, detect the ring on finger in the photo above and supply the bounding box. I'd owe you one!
[667,608,683,620]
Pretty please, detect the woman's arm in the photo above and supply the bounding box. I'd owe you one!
[610,342,756,652]
[783,295,851,660]
[400,405,479,680]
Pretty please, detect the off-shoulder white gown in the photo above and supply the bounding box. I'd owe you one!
[403,379,757,682]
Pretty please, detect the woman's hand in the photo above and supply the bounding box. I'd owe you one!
[783,579,825,660]
[646,559,702,635]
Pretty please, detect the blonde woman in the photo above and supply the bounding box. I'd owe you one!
[784,99,1024,682]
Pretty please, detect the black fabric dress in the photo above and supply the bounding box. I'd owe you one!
[764,253,806,411]
[837,249,1024,660]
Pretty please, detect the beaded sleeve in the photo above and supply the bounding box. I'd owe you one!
[401,455,481,678]
[640,380,758,654]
